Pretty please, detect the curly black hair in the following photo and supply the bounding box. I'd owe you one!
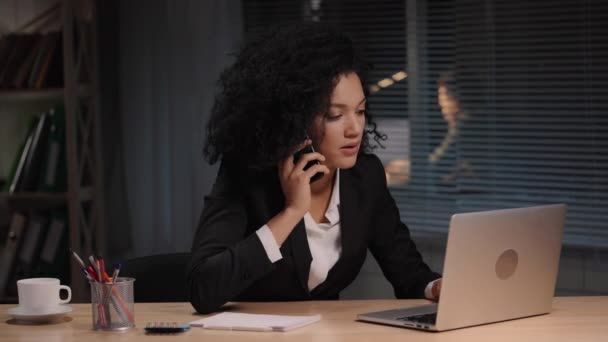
[204,23,385,171]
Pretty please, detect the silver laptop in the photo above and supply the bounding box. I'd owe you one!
[358,204,567,332]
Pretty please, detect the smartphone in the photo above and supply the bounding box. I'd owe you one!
[293,135,324,183]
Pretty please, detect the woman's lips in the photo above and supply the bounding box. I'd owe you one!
[341,143,360,156]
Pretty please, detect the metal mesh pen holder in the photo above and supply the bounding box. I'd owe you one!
[90,277,136,330]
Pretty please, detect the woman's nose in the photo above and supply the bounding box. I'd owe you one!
[345,113,363,136]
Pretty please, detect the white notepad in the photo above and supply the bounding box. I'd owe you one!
[190,312,321,332]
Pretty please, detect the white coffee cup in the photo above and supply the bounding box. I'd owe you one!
[17,278,71,313]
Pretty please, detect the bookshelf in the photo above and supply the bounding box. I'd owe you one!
[0,85,89,102]
[0,0,105,302]
[2,192,67,210]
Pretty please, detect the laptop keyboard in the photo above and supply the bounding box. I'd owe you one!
[397,313,437,324]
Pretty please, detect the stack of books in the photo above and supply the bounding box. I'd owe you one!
[0,31,64,90]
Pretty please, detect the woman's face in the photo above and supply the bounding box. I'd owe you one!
[313,72,366,170]
[438,84,461,124]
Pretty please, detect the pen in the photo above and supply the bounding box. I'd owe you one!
[86,266,100,282]
[99,258,107,283]
[111,263,121,283]
[102,272,112,283]
[85,265,97,281]
[89,255,101,280]
[70,249,87,269]
[96,259,102,281]
[82,269,95,282]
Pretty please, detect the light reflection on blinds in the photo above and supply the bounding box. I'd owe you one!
[318,0,408,119]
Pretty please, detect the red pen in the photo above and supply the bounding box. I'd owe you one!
[83,269,95,282]
[87,265,99,282]
[99,258,107,283]
[89,255,101,279]
[95,259,102,281]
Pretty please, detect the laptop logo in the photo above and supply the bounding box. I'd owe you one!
[496,249,518,280]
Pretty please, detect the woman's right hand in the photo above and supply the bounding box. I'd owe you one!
[278,140,330,217]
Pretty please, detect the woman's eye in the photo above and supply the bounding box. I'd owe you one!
[357,109,366,115]
[326,113,342,120]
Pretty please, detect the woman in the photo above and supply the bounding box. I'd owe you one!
[429,71,473,185]
[187,23,441,314]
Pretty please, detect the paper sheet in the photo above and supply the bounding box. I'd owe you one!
[190,312,321,332]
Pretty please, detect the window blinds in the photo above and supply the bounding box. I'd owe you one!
[404,0,608,247]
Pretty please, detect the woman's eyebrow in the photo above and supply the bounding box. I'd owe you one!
[330,97,367,108]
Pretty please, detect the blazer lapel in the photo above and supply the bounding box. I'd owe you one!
[289,219,313,295]
[336,167,362,266]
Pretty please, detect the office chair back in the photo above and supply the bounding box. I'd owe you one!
[120,252,190,303]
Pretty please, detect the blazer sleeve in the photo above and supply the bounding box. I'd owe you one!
[186,164,276,313]
[367,155,441,299]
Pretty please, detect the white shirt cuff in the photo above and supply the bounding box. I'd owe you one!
[255,224,283,263]
[425,279,440,300]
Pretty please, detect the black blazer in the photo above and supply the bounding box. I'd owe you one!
[187,154,440,314]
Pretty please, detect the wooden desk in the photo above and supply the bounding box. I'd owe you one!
[2,297,606,342]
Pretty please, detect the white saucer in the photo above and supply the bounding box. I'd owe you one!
[7,305,72,323]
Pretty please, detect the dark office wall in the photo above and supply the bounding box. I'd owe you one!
[98,0,243,258]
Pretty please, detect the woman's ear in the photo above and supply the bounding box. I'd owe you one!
[309,117,326,145]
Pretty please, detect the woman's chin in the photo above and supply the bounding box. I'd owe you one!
[334,156,358,169]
